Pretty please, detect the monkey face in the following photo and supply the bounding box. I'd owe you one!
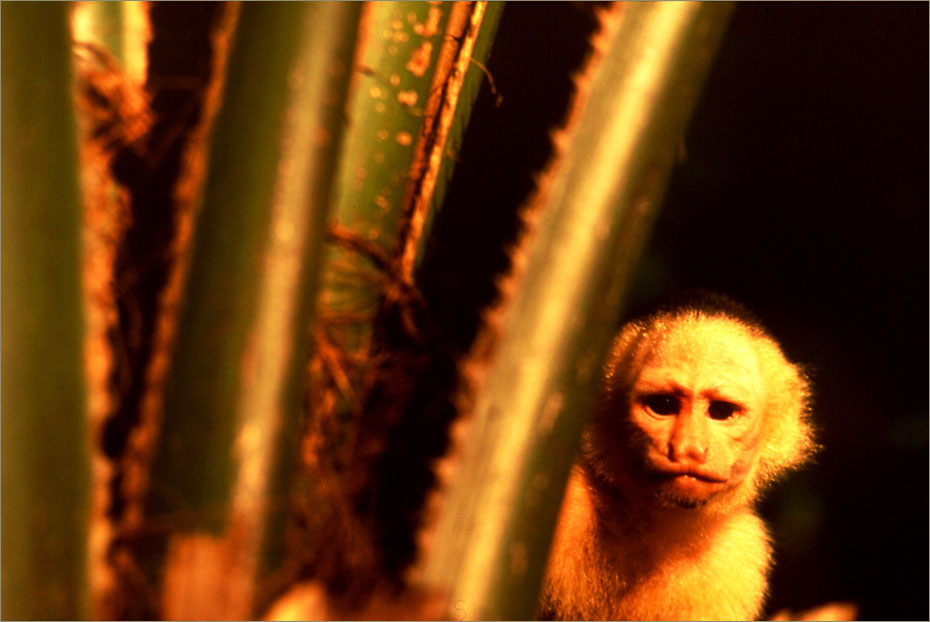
[623,318,766,510]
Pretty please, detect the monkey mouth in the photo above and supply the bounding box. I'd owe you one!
[647,468,728,502]
[649,467,727,484]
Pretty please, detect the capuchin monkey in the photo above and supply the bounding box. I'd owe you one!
[539,293,816,621]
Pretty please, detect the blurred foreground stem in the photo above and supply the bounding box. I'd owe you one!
[1,3,90,619]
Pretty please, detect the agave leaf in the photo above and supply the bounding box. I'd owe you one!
[73,1,125,59]
[71,1,148,79]
[1,3,90,619]
[315,1,502,366]
[148,4,361,618]
[316,1,455,365]
[70,4,153,613]
[300,0,499,574]
[420,3,734,619]
[309,0,501,474]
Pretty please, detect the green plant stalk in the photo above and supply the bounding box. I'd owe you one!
[73,1,126,66]
[72,1,148,80]
[318,1,454,365]
[313,0,499,432]
[310,3,510,495]
[149,3,361,618]
[70,4,157,615]
[420,3,734,619]
[411,0,504,270]
[1,3,90,619]
[292,3,502,597]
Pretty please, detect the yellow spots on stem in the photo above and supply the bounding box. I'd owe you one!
[374,195,391,211]
[413,5,443,37]
[376,129,389,141]
[397,90,418,106]
[352,166,367,190]
[406,41,433,77]
[374,102,386,114]
[369,85,384,99]
[395,131,413,146]
[389,73,401,86]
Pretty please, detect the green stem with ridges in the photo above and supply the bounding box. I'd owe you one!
[73,1,126,66]
[318,2,455,363]
[1,3,90,619]
[149,4,361,618]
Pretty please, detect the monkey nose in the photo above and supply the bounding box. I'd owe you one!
[668,418,709,463]
[668,441,708,463]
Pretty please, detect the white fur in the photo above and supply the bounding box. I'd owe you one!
[541,469,771,621]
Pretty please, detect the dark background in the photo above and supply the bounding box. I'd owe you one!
[630,3,928,619]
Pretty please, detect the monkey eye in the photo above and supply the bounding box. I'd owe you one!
[643,394,680,416]
[708,400,741,420]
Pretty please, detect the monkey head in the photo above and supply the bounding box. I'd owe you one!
[582,295,816,515]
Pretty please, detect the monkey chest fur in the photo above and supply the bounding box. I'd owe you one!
[540,479,772,621]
